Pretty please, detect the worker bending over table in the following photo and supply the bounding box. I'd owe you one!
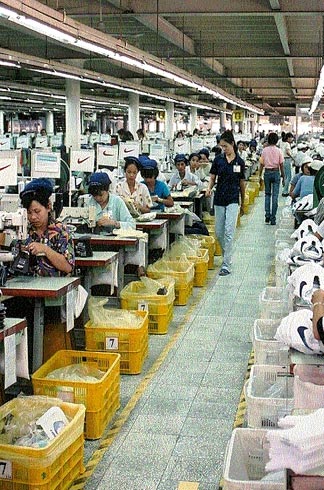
[140,158,174,211]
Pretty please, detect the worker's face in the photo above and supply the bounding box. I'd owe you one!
[143,176,155,187]
[238,142,244,151]
[92,190,109,207]
[220,140,234,155]
[27,200,50,229]
[190,155,199,171]
[176,161,186,176]
[199,154,209,162]
[125,164,138,184]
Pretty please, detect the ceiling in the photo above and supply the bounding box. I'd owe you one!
[0,0,322,119]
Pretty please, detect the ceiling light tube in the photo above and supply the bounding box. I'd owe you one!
[0,4,263,113]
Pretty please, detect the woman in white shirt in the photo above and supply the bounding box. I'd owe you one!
[115,156,153,215]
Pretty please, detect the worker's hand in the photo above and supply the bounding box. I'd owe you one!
[205,188,212,197]
[151,195,159,203]
[27,242,47,256]
[312,289,324,305]
[97,215,116,227]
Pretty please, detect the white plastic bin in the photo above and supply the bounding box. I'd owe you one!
[259,287,291,319]
[275,252,290,288]
[278,217,295,229]
[245,364,294,428]
[223,428,286,490]
[253,319,290,366]
[275,228,294,241]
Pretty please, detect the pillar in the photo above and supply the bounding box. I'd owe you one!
[65,79,81,150]
[220,103,227,132]
[45,111,54,134]
[0,111,4,135]
[189,106,197,135]
[165,101,174,140]
[128,93,139,139]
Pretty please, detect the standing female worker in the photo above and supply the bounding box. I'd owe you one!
[206,130,245,276]
[259,132,284,225]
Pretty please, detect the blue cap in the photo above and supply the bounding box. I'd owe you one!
[124,156,140,166]
[198,147,210,157]
[20,178,53,199]
[174,153,188,164]
[89,172,111,186]
[139,156,157,169]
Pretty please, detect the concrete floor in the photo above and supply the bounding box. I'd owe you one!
[82,189,278,490]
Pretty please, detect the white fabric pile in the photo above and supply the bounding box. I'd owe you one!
[290,218,318,240]
[275,309,324,355]
[287,263,324,301]
[287,234,323,266]
[292,194,314,213]
[266,409,324,473]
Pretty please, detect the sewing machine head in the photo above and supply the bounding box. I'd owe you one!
[0,209,28,245]
[59,206,97,231]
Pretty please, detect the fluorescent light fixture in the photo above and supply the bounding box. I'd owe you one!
[0,60,20,68]
[309,65,324,115]
[0,3,263,114]
[24,98,43,103]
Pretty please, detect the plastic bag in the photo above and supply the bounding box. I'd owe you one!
[88,297,143,328]
[46,363,105,382]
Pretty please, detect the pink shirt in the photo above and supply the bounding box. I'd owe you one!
[261,145,284,169]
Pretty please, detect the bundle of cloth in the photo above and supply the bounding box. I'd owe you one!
[287,263,324,301]
[275,308,324,355]
[266,409,324,474]
[287,234,323,266]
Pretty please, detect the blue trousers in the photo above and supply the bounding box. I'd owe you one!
[215,203,239,271]
[264,170,280,223]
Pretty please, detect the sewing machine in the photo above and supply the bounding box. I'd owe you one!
[0,209,28,285]
[59,206,97,231]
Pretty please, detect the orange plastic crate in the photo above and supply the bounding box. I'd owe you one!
[0,397,85,490]
[84,310,148,374]
[32,350,120,440]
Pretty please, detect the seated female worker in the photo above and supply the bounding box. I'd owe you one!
[114,156,152,215]
[5,178,75,370]
[87,171,135,232]
[20,178,74,276]
[168,153,201,190]
[140,158,174,211]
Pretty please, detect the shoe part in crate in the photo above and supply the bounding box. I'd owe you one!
[275,309,324,355]
[290,218,318,240]
[287,262,324,302]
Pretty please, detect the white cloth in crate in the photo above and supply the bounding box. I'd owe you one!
[290,218,317,240]
[275,309,324,354]
[266,409,324,474]
[293,366,324,409]
[289,235,323,264]
[292,194,314,213]
[287,263,324,301]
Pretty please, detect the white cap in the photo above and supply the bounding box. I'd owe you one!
[309,159,324,171]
